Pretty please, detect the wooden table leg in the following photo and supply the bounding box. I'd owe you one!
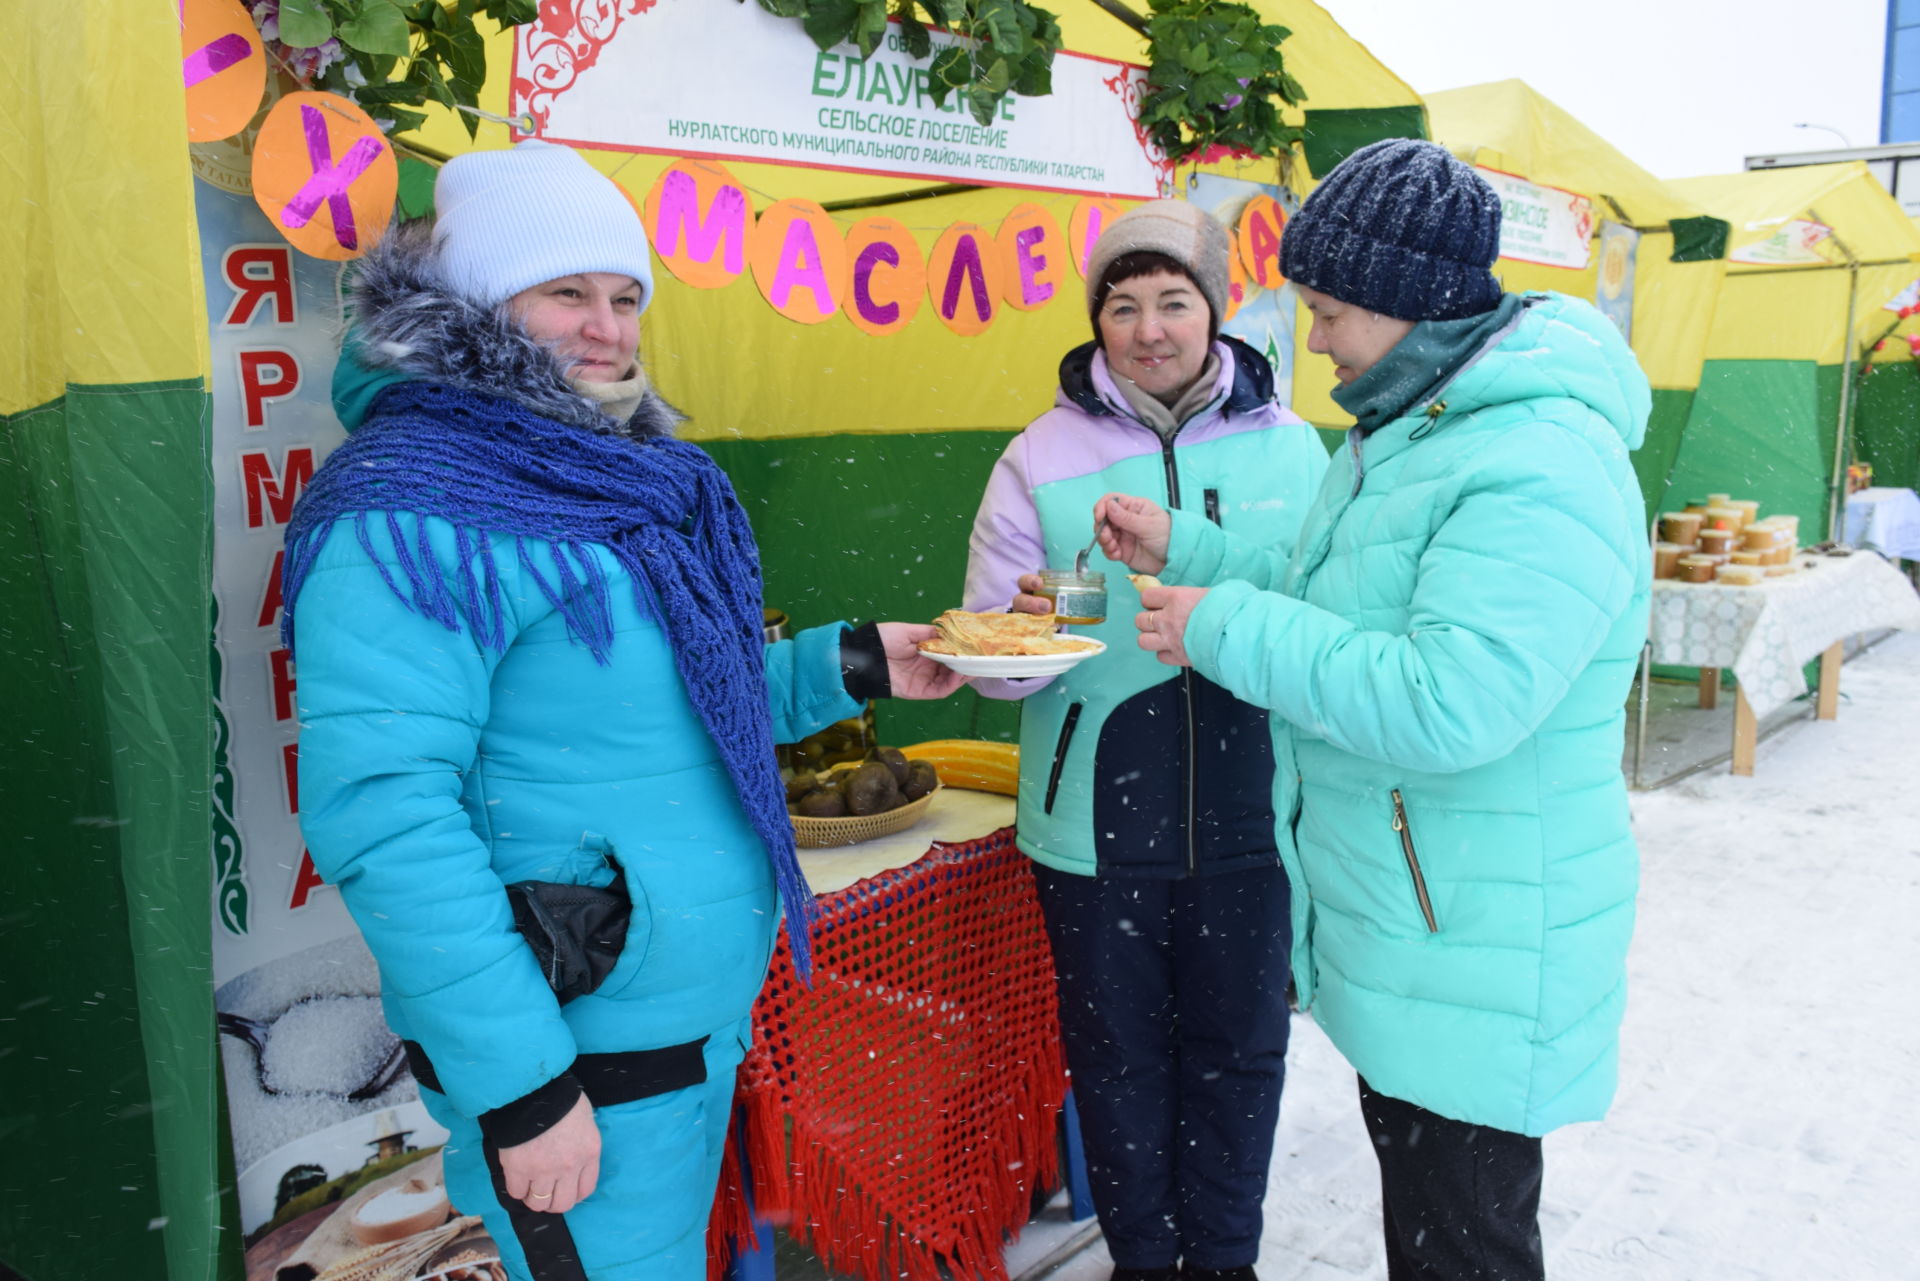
[1732,687,1757,776]
[1816,640,1844,720]
[1699,667,1721,710]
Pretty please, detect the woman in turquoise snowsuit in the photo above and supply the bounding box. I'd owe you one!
[284,142,963,1281]
[1103,142,1653,1280]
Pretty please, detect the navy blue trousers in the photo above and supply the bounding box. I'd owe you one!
[1033,861,1292,1271]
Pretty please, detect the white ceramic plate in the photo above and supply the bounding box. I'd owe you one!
[919,638,1107,679]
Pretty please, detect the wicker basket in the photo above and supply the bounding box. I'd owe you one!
[791,784,940,849]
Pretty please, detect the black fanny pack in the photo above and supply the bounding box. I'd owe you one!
[506,858,631,1004]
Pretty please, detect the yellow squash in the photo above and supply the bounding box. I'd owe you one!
[900,740,1019,796]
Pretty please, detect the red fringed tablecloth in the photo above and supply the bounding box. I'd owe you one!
[713,828,1067,1281]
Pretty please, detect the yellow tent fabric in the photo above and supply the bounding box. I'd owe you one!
[406,2,1418,442]
[1426,81,1724,388]
[1670,163,1920,364]
[1289,79,1729,429]
[1428,80,1700,227]
[2,4,208,411]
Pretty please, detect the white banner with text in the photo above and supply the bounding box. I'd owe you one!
[1477,167,1594,271]
[514,0,1171,198]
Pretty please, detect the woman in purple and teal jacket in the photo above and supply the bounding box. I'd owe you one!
[961,200,1327,1281]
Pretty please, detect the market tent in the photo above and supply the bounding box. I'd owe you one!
[2,5,1423,1280]
[1289,78,1730,515]
[2,6,220,1281]
[1664,163,1920,536]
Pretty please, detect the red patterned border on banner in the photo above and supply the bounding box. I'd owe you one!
[512,0,658,135]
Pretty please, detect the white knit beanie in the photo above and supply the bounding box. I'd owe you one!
[431,140,655,310]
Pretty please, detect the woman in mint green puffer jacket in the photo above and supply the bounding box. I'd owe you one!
[1112,138,1654,1281]
[1155,288,1652,1137]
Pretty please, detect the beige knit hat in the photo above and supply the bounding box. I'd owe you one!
[1084,199,1233,333]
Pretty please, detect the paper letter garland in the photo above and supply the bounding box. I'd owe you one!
[1069,197,1130,279]
[844,217,926,337]
[996,204,1067,312]
[1236,195,1286,291]
[647,159,755,288]
[927,223,1005,338]
[251,93,397,261]
[749,199,847,324]
[181,0,266,142]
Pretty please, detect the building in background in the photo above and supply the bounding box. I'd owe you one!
[1887,0,1918,143]
[1746,141,1920,217]
[1740,2,1920,215]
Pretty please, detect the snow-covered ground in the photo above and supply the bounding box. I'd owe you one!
[1039,630,1920,1281]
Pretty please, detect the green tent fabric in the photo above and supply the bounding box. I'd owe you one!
[1660,361,1837,527]
[1,382,225,1281]
[1299,105,1430,177]
[1669,214,1732,264]
[1855,362,1920,490]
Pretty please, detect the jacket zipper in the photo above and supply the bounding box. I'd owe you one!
[1044,704,1083,814]
[1204,487,1221,524]
[1158,438,1201,877]
[1390,789,1440,933]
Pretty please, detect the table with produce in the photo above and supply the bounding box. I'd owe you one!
[719,610,1110,1280]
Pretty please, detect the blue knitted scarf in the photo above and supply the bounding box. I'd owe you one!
[281,381,821,976]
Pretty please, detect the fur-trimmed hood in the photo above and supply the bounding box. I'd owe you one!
[335,220,681,440]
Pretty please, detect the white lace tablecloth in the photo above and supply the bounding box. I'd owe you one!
[797,788,1017,896]
[1844,487,1920,561]
[1649,551,1920,718]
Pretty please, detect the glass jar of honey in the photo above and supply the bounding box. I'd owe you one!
[1034,570,1107,624]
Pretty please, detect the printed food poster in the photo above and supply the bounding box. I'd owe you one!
[1594,221,1639,343]
[195,177,508,1280]
[1189,172,1298,403]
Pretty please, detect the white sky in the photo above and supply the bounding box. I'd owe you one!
[1317,0,1892,179]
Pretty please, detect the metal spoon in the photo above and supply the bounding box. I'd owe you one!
[1073,517,1109,578]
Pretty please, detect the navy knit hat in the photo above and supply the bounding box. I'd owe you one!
[1281,139,1503,321]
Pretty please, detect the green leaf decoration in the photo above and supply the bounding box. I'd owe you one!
[338,0,412,57]
[386,106,430,135]
[1012,54,1051,97]
[854,0,890,57]
[759,0,1061,128]
[895,4,932,58]
[276,0,334,49]
[246,0,536,138]
[927,44,971,106]
[967,84,999,125]
[975,0,1026,56]
[1141,0,1308,164]
[474,0,536,22]
[444,19,487,85]
[802,0,860,49]
[407,56,457,110]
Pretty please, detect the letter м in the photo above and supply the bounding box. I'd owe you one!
[654,170,749,276]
